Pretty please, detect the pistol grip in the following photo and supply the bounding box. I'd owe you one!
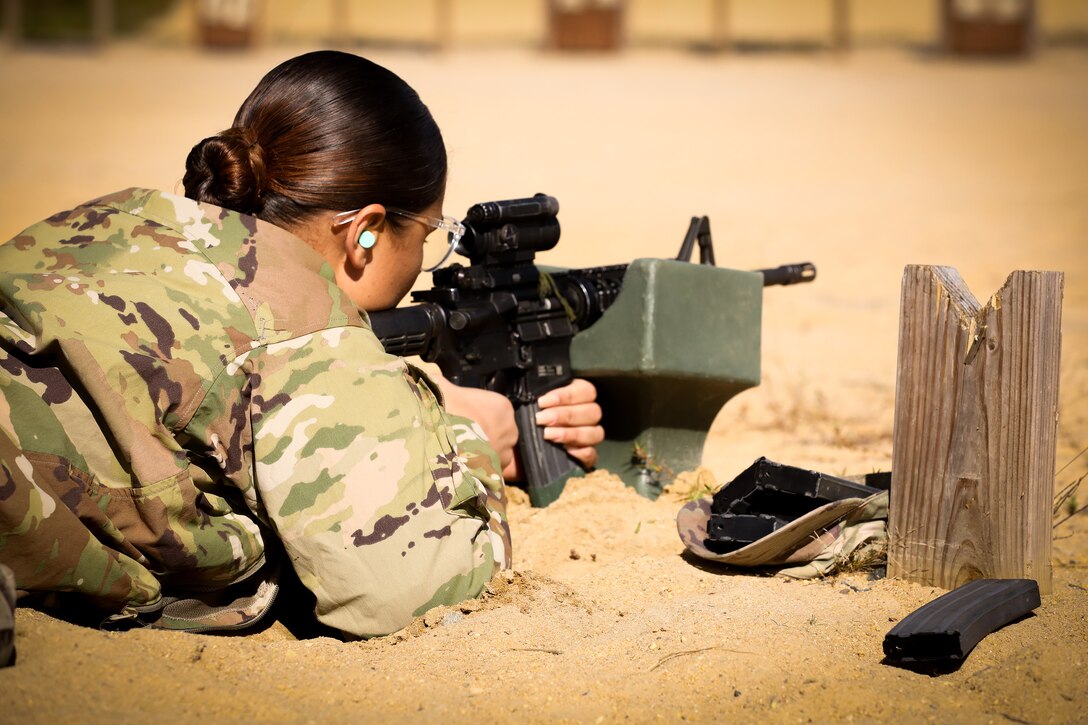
[514,401,583,507]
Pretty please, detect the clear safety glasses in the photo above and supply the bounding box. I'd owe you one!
[333,207,466,272]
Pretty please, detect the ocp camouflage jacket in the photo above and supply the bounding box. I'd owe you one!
[0,188,510,637]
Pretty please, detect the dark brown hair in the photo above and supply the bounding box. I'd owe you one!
[183,50,446,228]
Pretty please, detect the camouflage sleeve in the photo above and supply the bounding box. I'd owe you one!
[246,325,510,638]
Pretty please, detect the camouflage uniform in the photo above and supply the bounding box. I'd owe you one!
[0,188,511,638]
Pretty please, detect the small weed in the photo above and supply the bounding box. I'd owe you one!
[630,441,675,489]
[839,540,889,575]
[1052,444,1088,529]
[1052,443,1088,529]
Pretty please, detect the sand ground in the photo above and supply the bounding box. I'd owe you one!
[0,37,1086,724]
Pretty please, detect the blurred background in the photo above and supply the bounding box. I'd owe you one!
[5,1,1088,50]
[2,0,1086,478]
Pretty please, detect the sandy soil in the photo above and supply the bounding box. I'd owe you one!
[1,39,1086,723]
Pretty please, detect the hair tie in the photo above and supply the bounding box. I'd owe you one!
[236,127,267,200]
[239,126,260,149]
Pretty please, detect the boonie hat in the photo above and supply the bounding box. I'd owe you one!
[676,458,889,578]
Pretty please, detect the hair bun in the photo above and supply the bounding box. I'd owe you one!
[182,126,268,214]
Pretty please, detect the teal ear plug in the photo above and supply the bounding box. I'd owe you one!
[358,230,377,249]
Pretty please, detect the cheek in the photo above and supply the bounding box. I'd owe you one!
[385,244,424,305]
[352,251,422,312]
[409,240,425,270]
[393,268,417,301]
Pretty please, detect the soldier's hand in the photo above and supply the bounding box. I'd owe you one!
[436,376,603,482]
[534,378,604,470]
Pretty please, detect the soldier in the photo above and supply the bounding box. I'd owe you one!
[0,50,602,639]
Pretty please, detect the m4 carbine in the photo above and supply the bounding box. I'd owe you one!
[369,194,814,505]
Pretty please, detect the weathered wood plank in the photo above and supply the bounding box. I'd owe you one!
[92,0,113,47]
[831,0,850,52]
[889,265,1063,594]
[3,0,22,47]
[710,0,730,51]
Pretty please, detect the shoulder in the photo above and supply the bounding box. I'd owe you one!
[92,188,364,342]
[0,188,194,280]
[123,189,366,342]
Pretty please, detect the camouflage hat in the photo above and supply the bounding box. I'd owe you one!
[676,490,888,576]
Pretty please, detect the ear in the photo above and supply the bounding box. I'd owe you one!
[339,204,387,273]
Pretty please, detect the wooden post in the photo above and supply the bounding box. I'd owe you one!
[330,0,347,48]
[92,0,113,47]
[831,0,850,52]
[889,266,1063,594]
[435,0,451,52]
[3,0,21,47]
[710,0,729,52]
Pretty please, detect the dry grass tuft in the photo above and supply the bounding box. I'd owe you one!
[663,467,720,502]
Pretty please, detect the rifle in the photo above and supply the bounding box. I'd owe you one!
[369,194,814,505]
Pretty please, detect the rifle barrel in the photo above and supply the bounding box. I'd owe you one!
[757,262,816,287]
